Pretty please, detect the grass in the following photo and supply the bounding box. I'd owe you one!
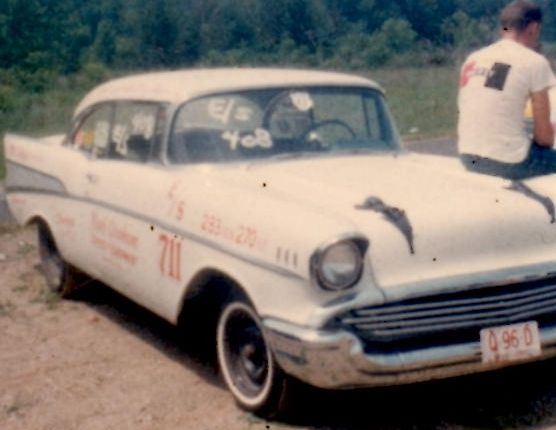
[0,139,3,179]
[0,300,15,317]
[3,396,32,417]
[0,65,112,178]
[31,288,62,310]
[17,241,35,257]
[0,65,459,179]
[367,66,458,139]
[0,224,21,235]
[12,284,29,294]
[0,83,85,178]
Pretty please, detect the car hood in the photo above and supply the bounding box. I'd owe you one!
[234,152,556,294]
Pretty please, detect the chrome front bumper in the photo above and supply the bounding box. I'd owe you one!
[263,318,556,389]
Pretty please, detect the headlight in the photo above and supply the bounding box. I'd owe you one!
[312,239,365,291]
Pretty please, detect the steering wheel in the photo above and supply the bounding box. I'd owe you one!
[302,119,356,149]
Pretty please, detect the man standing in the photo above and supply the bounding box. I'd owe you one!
[458,0,556,179]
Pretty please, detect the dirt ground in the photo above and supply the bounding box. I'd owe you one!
[3,225,556,430]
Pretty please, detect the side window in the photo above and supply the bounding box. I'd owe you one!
[72,104,113,156]
[110,102,162,163]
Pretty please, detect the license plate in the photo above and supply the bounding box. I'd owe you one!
[480,321,541,364]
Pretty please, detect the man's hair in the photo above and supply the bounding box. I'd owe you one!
[500,0,543,32]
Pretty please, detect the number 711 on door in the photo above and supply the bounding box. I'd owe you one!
[159,233,182,281]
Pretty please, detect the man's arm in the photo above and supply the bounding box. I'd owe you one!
[531,88,554,147]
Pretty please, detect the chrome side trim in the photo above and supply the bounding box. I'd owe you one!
[7,187,303,280]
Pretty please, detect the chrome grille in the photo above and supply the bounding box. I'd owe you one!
[338,276,556,349]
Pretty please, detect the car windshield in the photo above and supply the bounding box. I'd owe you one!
[169,86,400,164]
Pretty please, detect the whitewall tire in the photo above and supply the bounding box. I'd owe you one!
[217,300,294,417]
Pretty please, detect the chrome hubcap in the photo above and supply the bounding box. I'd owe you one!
[223,308,269,397]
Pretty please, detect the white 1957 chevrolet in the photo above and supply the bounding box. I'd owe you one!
[4,68,556,417]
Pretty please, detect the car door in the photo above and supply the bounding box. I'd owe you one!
[82,101,184,313]
[52,102,116,280]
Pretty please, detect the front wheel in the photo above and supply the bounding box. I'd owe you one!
[217,301,296,418]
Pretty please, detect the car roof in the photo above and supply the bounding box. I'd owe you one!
[74,68,383,117]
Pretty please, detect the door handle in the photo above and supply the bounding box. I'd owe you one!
[86,173,99,184]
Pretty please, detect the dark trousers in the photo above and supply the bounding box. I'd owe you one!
[461,144,556,180]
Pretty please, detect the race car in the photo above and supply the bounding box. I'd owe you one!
[5,68,556,417]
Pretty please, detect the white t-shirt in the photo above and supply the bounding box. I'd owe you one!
[458,39,556,163]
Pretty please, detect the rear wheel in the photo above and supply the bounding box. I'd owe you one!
[217,300,297,418]
[37,223,84,298]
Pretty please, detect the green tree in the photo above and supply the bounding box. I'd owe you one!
[442,11,493,50]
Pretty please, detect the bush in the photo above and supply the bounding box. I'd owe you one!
[275,36,315,66]
[328,31,368,69]
[380,19,417,53]
[13,68,57,93]
[79,62,110,87]
[0,84,16,113]
[388,41,453,68]
[442,11,494,50]
[542,42,556,69]
[331,19,423,69]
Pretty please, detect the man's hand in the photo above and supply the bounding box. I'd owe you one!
[531,88,554,147]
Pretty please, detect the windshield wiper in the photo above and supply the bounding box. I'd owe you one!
[250,146,397,165]
[264,150,330,162]
[334,147,386,155]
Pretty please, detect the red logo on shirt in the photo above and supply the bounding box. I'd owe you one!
[459,61,476,87]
